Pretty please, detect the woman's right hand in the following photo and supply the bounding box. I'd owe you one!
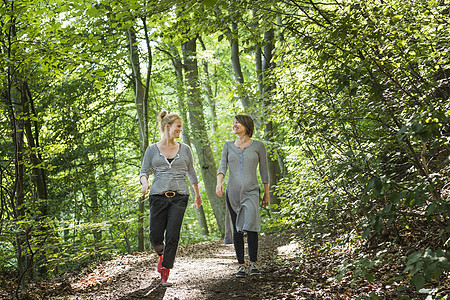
[216,183,224,197]
[141,182,149,196]
[140,176,150,196]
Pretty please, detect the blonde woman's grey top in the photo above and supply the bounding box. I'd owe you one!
[217,140,269,244]
[140,142,198,195]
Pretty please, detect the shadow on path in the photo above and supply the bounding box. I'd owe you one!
[197,231,298,300]
[117,279,167,300]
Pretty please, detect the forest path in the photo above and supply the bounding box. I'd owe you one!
[59,231,302,300]
[33,229,432,299]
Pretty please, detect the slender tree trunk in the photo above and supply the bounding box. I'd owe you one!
[5,15,32,290]
[23,83,48,204]
[254,20,263,132]
[182,37,225,235]
[127,26,149,252]
[9,80,30,290]
[198,37,217,133]
[22,82,50,276]
[128,26,149,154]
[276,16,287,177]
[84,158,101,243]
[230,22,251,110]
[170,45,209,236]
[254,10,263,98]
[14,102,29,291]
[262,28,281,207]
[256,45,263,96]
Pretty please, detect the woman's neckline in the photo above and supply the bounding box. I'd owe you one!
[155,142,181,159]
[234,139,253,151]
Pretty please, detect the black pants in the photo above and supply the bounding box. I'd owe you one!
[226,194,258,265]
[149,193,188,269]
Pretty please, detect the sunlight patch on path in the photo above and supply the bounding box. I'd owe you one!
[65,240,240,299]
[162,244,236,300]
[277,241,302,258]
[70,253,153,290]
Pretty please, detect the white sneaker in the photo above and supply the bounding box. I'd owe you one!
[236,265,246,277]
[250,262,261,276]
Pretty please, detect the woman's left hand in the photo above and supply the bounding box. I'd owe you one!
[194,194,203,208]
[262,192,270,207]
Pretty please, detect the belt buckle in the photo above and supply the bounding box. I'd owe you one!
[164,191,176,198]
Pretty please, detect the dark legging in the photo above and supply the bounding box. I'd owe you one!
[226,194,258,265]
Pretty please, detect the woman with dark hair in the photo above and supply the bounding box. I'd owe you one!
[216,114,269,277]
[140,110,202,286]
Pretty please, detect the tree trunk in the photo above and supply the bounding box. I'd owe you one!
[127,26,149,252]
[182,37,226,236]
[198,37,217,133]
[5,17,32,290]
[275,16,287,178]
[8,78,30,290]
[22,82,50,276]
[85,158,102,242]
[170,45,209,236]
[14,103,30,291]
[230,22,251,110]
[254,10,263,98]
[262,28,281,208]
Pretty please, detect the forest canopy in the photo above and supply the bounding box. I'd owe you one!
[0,0,449,297]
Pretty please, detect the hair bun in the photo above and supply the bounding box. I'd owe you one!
[158,110,168,121]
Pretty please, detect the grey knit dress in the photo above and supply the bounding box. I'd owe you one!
[217,140,269,244]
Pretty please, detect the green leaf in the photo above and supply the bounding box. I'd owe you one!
[407,251,423,265]
[366,273,375,282]
[334,82,345,96]
[411,261,423,274]
[202,0,218,7]
[362,227,371,239]
[411,274,425,290]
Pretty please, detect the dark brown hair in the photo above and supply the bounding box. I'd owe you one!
[235,114,254,138]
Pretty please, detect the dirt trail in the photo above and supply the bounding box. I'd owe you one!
[3,230,438,299]
[60,232,293,300]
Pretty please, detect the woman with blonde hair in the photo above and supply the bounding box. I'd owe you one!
[140,110,202,286]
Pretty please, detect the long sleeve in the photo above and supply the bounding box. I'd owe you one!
[139,143,197,195]
[139,146,153,180]
[217,142,229,176]
[258,142,269,184]
[186,145,199,185]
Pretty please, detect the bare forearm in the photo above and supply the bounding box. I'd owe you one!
[217,173,224,184]
[263,183,269,195]
[216,173,225,197]
[192,183,200,196]
[192,183,203,208]
[140,176,149,185]
[140,176,150,196]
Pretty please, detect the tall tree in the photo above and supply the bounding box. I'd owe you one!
[1,0,53,285]
[181,36,226,235]
[22,82,50,276]
[229,21,251,111]
[168,44,209,236]
[127,26,148,251]
[261,28,281,207]
[198,37,218,133]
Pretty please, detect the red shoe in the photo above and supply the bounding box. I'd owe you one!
[160,267,172,287]
[157,255,163,273]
